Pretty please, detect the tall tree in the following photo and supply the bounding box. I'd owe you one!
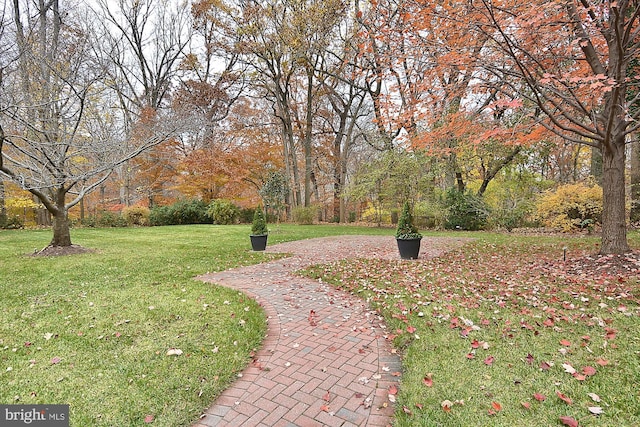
[471,0,640,254]
[92,0,192,206]
[0,0,177,247]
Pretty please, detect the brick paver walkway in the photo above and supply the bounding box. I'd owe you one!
[194,235,465,427]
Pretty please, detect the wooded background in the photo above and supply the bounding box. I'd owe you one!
[1,0,638,252]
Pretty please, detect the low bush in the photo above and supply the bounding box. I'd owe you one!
[292,205,316,225]
[443,189,490,231]
[122,206,150,226]
[1,214,24,229]
[207,199,240,225]
[150,200,209,226]
[97,211,128,227]
[534,181,603,232]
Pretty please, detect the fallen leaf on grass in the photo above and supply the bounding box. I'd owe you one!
[166,348,183,356]
[50,357,61,365]
[588,406,604,415]
[441,400,453,412]
[556,391,573,405]
[144,415,154,423]
[587,392,601,402]
[582,366,596,376]
[484,355,495,366]
[491,401,502,411]
[521,401,531,409]
[595,358,610,366]
[402,405,412,415]
[423,373,433,387]
[562,363,576,374]
[559,415,578,426]
[533,393,546,402]
[559,339,572,346]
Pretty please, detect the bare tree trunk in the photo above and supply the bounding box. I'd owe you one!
[50,189,71,247]
[304,68,314,207]
[600,142,630,254]
[630,139,640,222]
[591,146,603,184]
[0,178,5,221]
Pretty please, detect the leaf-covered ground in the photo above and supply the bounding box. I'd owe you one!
[302,237,640,427]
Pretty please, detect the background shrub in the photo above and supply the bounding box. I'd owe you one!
[443,189,490,231]
[414,200,446,229]
[150,200,209,226]
[97,211,128,227]
[292,205,316,225]
[122,206,150,226]
[239,208,256,224]
[1,214,24,229]
[534,182,603,232]
[149,206,173,226]
[207,199,240,225]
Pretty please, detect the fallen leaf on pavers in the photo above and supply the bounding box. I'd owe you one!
[559,415,579,426]
[388,385,398,395]
[308,310,317,326]
[323,391,331,402]
[320,404,330,412]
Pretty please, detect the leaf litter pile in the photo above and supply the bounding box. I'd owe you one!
[302,240,640,427]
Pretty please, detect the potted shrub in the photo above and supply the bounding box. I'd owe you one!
[250,206,268,251]
[395,201,422,260]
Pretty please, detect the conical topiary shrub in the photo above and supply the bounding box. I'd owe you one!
[250,206,268,251]
[395,201,422,259]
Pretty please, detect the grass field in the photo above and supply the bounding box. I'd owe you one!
[303,232,640,427]
[0,224,388,426]
[1,226,638,426]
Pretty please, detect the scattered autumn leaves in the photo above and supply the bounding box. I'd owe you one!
[303,240,639,426]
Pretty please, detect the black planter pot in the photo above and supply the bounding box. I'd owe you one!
[250,234,268,251]
[396,237,422,260]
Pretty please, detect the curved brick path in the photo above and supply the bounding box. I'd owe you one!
[194,235,465,427]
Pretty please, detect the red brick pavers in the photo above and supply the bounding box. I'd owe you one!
[194,236,465,427]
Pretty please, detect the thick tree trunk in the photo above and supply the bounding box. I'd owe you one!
[630,139,640,222]
[600,142,630,254]
[50,210,72,247]
[0,178,5,221]
[49,188,72,247]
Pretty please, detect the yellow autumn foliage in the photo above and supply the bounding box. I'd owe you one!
[534,182,603,232]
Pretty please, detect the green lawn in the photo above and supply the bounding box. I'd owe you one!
[2,226,638,426]
[0,224,389,426]
[303,232,640,427]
